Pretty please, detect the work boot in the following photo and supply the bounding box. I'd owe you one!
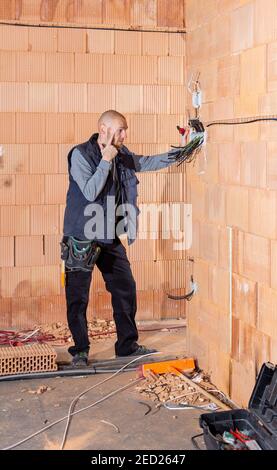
[117,345,158,358]
[71,351,89,367]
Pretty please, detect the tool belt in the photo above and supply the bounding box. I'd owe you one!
[60,236,101,272]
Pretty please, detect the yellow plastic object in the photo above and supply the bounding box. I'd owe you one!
[61,260,65,288]
[141,358,195,377]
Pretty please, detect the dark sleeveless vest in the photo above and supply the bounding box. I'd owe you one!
[63,133,140,245]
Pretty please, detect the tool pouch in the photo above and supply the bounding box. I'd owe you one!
[60,236,101,272]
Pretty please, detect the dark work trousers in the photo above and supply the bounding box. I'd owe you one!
[65,238,139,357]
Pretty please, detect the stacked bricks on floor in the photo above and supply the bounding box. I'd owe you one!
[0,343,57,376]
[185,0,277,405]
[0,0,186,329]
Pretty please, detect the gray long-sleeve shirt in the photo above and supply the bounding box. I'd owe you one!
[70,147,176,202]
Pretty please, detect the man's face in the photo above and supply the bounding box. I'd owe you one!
[102,118,128,149]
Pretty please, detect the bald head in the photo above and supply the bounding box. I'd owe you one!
[97,109,128,149]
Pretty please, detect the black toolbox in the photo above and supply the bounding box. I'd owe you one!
[199,362,277,450]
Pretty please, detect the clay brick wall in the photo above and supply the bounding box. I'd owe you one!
[0,1,187,328]
[185,0,277,404]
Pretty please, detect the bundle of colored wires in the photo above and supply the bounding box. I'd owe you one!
[167,133,205,166]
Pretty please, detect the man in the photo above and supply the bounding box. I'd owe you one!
[62,110,176,366]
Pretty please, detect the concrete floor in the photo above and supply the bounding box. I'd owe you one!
[0,321,206,450]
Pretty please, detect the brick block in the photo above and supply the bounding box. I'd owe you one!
[267,142,277,189]
[193,259,209,300]
[158,57,184,85]
[239,231,270,284]
[116,85,142,113]
[11,297,42,329]
[28,27,58,52]
[0,113,16,143]
[235,94,259,117]
[190,180,206,219]
[0,175,15,205]
[1,266,31,298]
[207,348,230,396]
[153,288,186,319]
[210,97,234,122]
[234,121,260,143]
[155,235,184,261]
[45,113,74,144]
[200,223,219,264]
[31,205,59,235]
[16,175,45,205]
[59,144,72,173]
[57,28,86,53]
[75,54,102,83]
[46,53,74,83]
[130,56,157,84]
[206,184,225,225]
[16,113,45,144]
[240,141,266,187]
[157,0,184,28]
[0,51,16,81]
[128,237,156,261]
[30,144,58,174]
[143,85,169,114]
[209,15,231,60]
[156,173,183,202]
[58,84,87,113]
[103,55,130,84]
[74,114,99,142]
[218,143,241,185]
[231,2,254,53]
[29,83,58,113]
[240,46,266,96]
[232,274,257,326]
[40,295,66,324]
[170,85,187,114]
[258,284,277,340]
[226,186,249,232]
[93,291,112,321]
[0,236,14,267]
[209,265,229,312]
[44,235,61,265]
[157,114,183,144]
[0,298,12,328]
[249,188,277,238]
[231,358,256,406]
[128,114,156,144]
[17,52,45,82]
[115,31,142,55]
[268,41,277,92]
[136,173,156,205]
[31,265,60,297]
[103,0,131,25]
[271,240,277,289]
[254,0,277,45]
[45,175,68,204]
[0,0,15,20]
[200,143,219,184]
[142,32,168,56]
[136,290,154,321]
[0,144,29,174]
[130,0,156,26]
[87,30,114,54]
[0,24,28,51]
[0,206,30,236]
[59,205,65,233]
[88,84,116,113]
[169,33,186,57]
[15,235,44,267]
